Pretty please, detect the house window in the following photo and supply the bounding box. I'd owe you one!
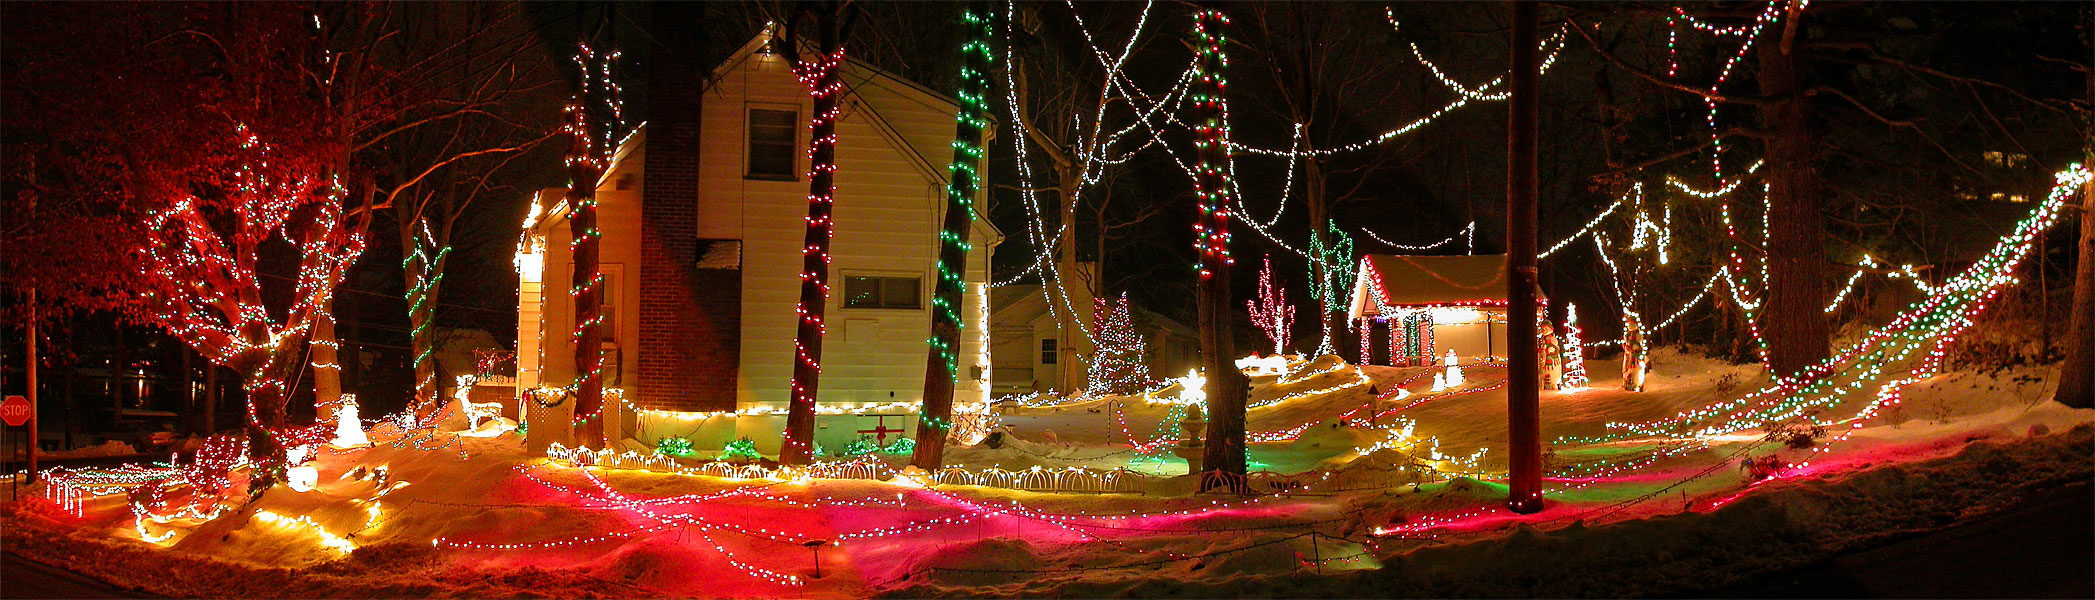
[599,271,618,335]
[747,108,797,180]
[1040,339,1057,364]
[842,275,922,309]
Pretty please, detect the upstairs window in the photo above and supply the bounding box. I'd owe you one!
[747,108,797,180]
[1040,339,1058,364]
[842,275,922,309]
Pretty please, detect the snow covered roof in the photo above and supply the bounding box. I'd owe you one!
[1348,254,1515,320]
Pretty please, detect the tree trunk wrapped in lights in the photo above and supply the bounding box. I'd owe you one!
[405,222,451,413]
[1188,8,1250,491]
[563,38,625,448]
[309,303,347,415]
[1559,303,1590,389]
[912,2,993,471]
[1594,215,1657,392]
[782,3,854,466]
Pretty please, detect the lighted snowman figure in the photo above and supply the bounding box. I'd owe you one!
[330,395,368,448]
[1443,349,1463,387]
[284,445,319,492]
[1430,371,1447,392]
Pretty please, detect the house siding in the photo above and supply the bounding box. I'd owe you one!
[525,30,994,454]
[703,44,988,414]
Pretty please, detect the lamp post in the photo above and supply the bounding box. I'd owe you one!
[803,538,830,579]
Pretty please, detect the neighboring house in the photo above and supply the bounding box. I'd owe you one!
[1347,254,1558,374]
[990,276,1199,395]
[511,26,1001,454]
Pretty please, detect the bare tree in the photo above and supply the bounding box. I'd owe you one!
[1238,2,1412,357]
[347,3,560,415]
[1567,2,2082,376]
[997,3,1167,390]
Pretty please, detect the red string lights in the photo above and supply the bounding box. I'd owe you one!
[136,124,366,477]
[1246,255,1295,356]
[1189,9,1235,278]
[782,24,850,464]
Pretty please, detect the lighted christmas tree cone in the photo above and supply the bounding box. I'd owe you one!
[1559,303,1590,390]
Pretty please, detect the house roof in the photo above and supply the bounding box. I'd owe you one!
[1348,254,1515,320]
[990,283,1193,338]
[533,27,1006,246]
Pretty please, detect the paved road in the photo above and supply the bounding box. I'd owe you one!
[1704,480,2095,599]
[1,552,161,599]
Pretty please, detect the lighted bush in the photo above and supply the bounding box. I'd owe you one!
[883,437,915,455]
[721,437,761,462]
[843,436,880,457]
[655,437,694,457]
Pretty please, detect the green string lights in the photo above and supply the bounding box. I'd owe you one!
[1308,220,1356,356]
[1558,165,2090,480]
[926,6,993,383]
[405,223,452,407]
[912,3,994,468]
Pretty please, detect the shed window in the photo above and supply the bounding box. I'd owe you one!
[748,108,797,180]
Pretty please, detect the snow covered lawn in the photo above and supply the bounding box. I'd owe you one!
[5,354,2089,598]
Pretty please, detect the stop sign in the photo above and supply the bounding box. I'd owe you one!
[1,395,28,427]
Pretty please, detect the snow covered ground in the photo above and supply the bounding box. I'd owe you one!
[3,350,2089,598]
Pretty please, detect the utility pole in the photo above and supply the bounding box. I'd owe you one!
[1504,0,1543,514]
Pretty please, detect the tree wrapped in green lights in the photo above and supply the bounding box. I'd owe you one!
[912,3,994,469]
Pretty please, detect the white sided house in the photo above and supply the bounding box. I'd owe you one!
[989,279,1200,395]
[512,28,1000,455]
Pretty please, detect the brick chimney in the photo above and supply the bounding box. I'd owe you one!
[637,1,737,411]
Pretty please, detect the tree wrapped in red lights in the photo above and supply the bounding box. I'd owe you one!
[1246,255,1294,356]
[136,125,367,490]
[1088,293,1155,396]
[781,2,858,466]
[1188,8,1250,491]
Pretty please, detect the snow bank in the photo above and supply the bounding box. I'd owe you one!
[882,422,2094,598]
[10,440,140,461]
[5,353,2089,599]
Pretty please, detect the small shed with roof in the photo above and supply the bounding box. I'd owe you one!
[1347,254,1554,369]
